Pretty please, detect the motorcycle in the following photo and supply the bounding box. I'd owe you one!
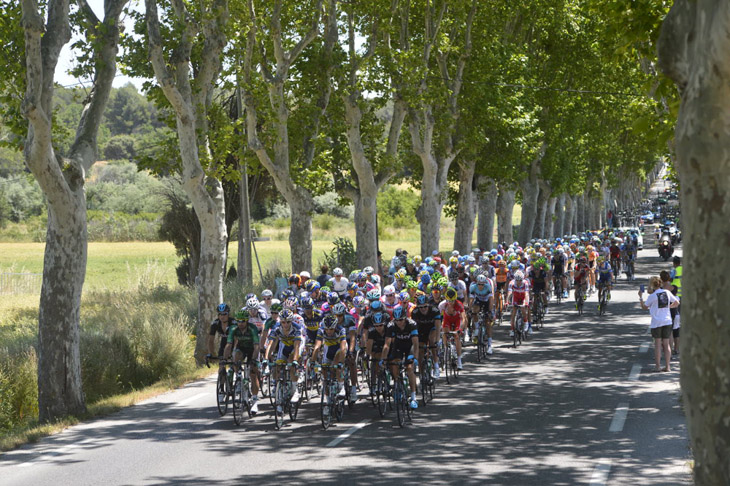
[658,235,673,261]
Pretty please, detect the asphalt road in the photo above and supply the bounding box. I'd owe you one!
[0,244,692,486]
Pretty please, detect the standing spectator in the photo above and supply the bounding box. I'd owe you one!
[317,265,331,288]
[639,276,680,372]
[660,270,681,355]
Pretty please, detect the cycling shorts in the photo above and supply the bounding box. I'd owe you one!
[306,328,319,344]
[532,281,546,293]
[322,342,341,364]
[442,320,461,333]
[512,295,526,307]
[497,281,507,291]
[417,323,436,343]
[275,343,295,362]
[388,344,413,361]
[233,346,255,364]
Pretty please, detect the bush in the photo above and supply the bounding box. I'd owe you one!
[313,213,335,231]
[313,192,353,218]
[103,135,136,160]
[0,348,38,430]
[320,237,357,276]
[377,185,420,228]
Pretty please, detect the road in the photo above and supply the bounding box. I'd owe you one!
[0,245,692,485]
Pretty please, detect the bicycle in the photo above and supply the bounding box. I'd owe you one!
[205,355,234,416]
[610,257,620,282]
[231,359,256,426]
[474,307,490,363]
[623,256,634,281]
[259,358,271,399]
[372,359,392,418]
[575,284,585,316]
[443,331,460,384]
[532,292,545,330]
[272,361,301,430]
[389,358,413,428]
[495,288,506,326]
[553,277,563,305]
[598,285,610,316]
[510,305,525,348]
[320,362,345,430]
[419,346,436,405]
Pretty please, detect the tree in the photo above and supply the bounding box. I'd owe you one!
[241,0,331,274]
[144,0,230,362]
[16,0,127,421]
[658,2,730,483]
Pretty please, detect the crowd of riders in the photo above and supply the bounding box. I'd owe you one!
[206,228,642,418]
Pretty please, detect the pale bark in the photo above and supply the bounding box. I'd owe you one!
[20,0,126,422]
[407,1,476,256]
[555,193,566,237]
[658,2,730,483]
[453,159,477,254]
[496,186,515,245]
[340,6,406,269]
[534,179,551,238]
[518,143,546,244]
[476,176,498,251]
[576,194,585,232]
[545,197,557,239]
[146,0,229,362]
[243,0,328,274]
[565,194,575,235]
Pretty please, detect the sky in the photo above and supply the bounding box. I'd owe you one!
[55,0,146,91]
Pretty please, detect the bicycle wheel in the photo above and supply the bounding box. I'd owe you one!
[343,367,356,410]
[395,379,406,428]
[577,294,584,316]
[216,369,229,416]
[377,372,388,417]
[479,324,488,357]
[259,362,270,398]
[420,366,429,406]
[513,314,520,348]
[274,381,285,430]
[444,344,452,384]
[321,381,333,430]
[232,375,243,426]
[289,382,301,421]
[404,374,413,421]
[475,325,483,363]
[451,344,459,379]
[267,371,276,406]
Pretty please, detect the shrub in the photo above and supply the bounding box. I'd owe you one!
[272,217,290,229]
[313,213,335,231]
[0,348,38,428]
[313,192,353,219]
[320,237,357,276]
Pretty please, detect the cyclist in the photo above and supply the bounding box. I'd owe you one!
[328,267,349,298]
[246,297,268,333]
[448,270,468,303]
[266,309,303,405]
[586,245,598,293]
[595,256,613,307]
[412,291,442,378]
[260,289,274,317]
[207,303,234,360]
[334,302,359,400]
[440,287,467,370]
[365,310,388,397]
[380,305,420,409]
[551,248,569,299]
[224,309,261,414]
[261,302,282,359]
[381,285,399,317]
[468,274,495,355]
[507,270,531,337]
[573,256,590,304]
[609,240,622,277]
[312,314,348,400]
[529,257,550,314]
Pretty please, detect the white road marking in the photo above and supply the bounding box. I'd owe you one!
[609,403,629,432]
[590,459,612,486]
[628,364,641,381]
[639,343,650,354]
[326,420,371,447]
[176,392,208,407]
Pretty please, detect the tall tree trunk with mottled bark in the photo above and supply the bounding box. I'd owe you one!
[476,176,498,251]
[453,159,477,254]
[658,2,730,482]
[496,186,515,245]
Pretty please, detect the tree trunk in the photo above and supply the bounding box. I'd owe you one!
[476,176,498,251]
[496,187,515,245]
[565,195,575,235]
[535,181,551,238]
[453,159,477,254]
[415,175,444,256]
[519,180,539,243]
[545,197,557,239]
[658,3,730,482]
[555,193,566,237]
[576,194,584,232]
[288,194,314,273]
[237,162,253,286]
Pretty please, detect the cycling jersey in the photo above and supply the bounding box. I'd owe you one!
[328,276,349,295]
[270,322,303,362]
[227,323,260,350]
[248,307,268,332]
[367,326,387,353]
[302,309,323,343]
[385,319,418,358]
[495,267,509,283]
[508,280,531,306]
[574,263,589,283]
[450,279,467,300]
[469,280,493,302]
[597,262,613,281]
[411,307,442,343]
[209,318,234,356]
[439,300,464,332]
[316,325,346,363]
[551,255,566,275]
[337,313,357,334]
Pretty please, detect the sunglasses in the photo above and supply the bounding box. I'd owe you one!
[373,323,384,327]
[218,312,228,316]
[395,318,406,322]
[264,296,272,300]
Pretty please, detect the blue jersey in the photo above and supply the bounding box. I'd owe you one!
[269,322,303,346]
[469,280,493,302]
[316,325,346,347]
[597,262,613,281]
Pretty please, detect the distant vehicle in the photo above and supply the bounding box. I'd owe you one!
[656,197,668,205]
[640,212,654,224]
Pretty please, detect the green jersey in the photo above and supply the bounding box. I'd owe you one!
[227,322,260,350]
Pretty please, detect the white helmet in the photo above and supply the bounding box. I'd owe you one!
[246,297,260,310]
[383,284,396,296]
[333,267,343,276]
[300,271,311,280]
[261,289,273,298]
[514,271,524,281]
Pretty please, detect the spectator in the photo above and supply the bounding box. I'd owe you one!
[639,276,680,372]
[660,270,681,355]
[317,265,331,288]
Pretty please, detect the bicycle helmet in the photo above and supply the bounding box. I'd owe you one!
[415,292,428,305]
[372,312,385,325]
[284,296,298,309]
[392,305,406,320]
[333,302,347,315]
[245,292,256,301]
[444,287,458,301]
[514,271,524,281]
[398,290,410,303]
[383,285,396,296]
[366,289,381,301]
[246,297,260,311]
[347,282,358,292]
[280,289,295,299]
[449,256,458,264]
[270,302,283,313]
[510,260,520,269]
[323,314,338,329]
[333,267,343,276]
[320,302,331,314]
[305,279,320,292]
[370,300,383,312]
[288,274,300,285]
[327,292,340,305]
[363,266,374,275]
[279,309,293,322]
[371,274,381,285]
[235,309,250,320]
[476,274,488,284]
[353,296,366,308]
[300,297,314,309]
[261,289,273,298]
[217,303,230,314]
[300,271,311,281]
